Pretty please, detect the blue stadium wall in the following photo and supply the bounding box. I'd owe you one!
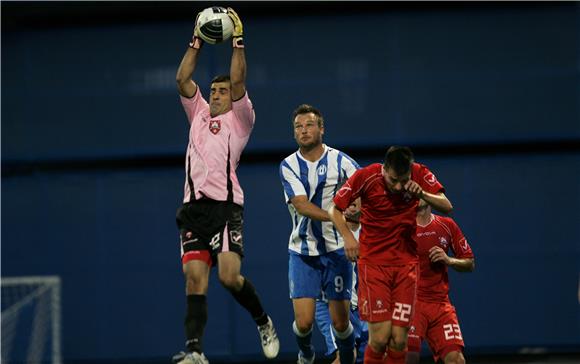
[2,2,579,362]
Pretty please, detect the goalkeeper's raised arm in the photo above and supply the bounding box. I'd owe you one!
[176,11,203,98]
[228,7,246,101]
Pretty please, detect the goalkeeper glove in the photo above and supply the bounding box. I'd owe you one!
[188,12,203,49]
[227,7,244,48]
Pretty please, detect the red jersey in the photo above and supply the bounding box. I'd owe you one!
[333,163,445,265]
[415,214,474,303]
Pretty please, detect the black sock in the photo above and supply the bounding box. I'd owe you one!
[185,294,207,353]
[229,277,268,326]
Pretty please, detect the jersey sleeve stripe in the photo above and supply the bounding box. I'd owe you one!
[280,159,300,201]
[338,151,361,170]
[296,154,311,197]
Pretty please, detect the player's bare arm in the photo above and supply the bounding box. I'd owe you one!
[176,15,203,98]
[230,48,246,100]
[328,204,359,261]
[422,191,453,214]
[290,195,331,222]
[428,246,475,272]
[228,7,246,101]
[405,180,453,214]
[176,49,200,98]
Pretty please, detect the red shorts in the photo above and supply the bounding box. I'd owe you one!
[357,263,418,326]
[407,300,464,362]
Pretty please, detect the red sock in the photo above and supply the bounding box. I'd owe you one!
[364,345,387,364]
[386,347,406,364]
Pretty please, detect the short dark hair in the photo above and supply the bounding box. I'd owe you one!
[292,104,324,127]
[383,146,414,176]
[211,74,231,84]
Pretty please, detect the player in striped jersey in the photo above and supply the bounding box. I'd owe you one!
[280,104,360,364]
[315,197,368,364]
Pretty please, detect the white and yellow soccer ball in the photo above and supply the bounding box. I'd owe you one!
[196,7,234,44]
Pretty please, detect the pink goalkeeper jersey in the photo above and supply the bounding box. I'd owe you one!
[180,89,255,206]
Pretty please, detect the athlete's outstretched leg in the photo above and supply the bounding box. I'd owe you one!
[218,251,279,359]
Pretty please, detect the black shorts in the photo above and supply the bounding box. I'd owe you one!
[176,199,244,265]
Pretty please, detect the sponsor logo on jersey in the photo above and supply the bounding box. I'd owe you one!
[209,119,221,134]
[376,299,383,309]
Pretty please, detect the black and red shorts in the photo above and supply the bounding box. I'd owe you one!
[176,198,244,267]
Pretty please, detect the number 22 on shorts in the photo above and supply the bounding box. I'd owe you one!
[392,302,412,322]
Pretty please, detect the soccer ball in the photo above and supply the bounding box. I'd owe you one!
[196,7,234,44]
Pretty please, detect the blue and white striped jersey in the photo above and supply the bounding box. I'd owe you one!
[280,144,360,256]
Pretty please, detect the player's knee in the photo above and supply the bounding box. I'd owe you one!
[389,336,407,352]
[369,335,389,352]
[331,318,350,333]
[369,339,388,353]
[294,318,314,334]
[185,271,206,290]
[444,351,465,364]
[218,272,241,291]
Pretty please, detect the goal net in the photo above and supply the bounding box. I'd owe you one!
[1,276,62,364]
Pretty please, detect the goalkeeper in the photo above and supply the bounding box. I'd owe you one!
[172,7,279,364]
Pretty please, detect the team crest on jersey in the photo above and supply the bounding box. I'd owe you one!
[209,119,221,134]
[424,172,437,186]
[439,236,449,249]
[317,165,327,176]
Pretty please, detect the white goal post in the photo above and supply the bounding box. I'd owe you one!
[1,276,62,364]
